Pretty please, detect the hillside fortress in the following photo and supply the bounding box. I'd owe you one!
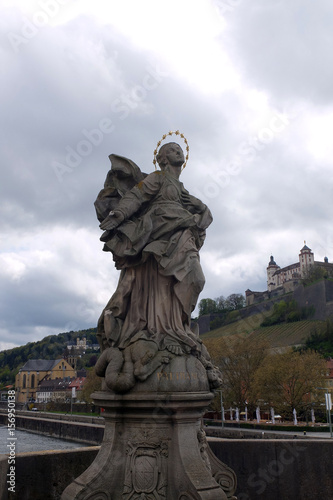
[246,244,333,306]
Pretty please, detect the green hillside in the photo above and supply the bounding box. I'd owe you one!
[202,316,325,352]
[248,320,325,348]
[0,328,98,388]
[202,311,268,339]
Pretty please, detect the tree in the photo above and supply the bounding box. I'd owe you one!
[225,294,245,311]
[76,357,84,370]
[207,335,269,413]
[261,299,314,326]
[302,319,333,358]
[81,368,102,403]
[301,265,333,286]
[253,349,327,418]
[198,294,245,317]
[88,355,98,367]
[198,298,218,316]
[215,296,227,312]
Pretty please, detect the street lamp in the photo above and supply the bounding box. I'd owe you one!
[218,390,224,429]
[316,387,333,438]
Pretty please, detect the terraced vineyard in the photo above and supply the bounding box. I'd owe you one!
[248,320,325,347]
[201,312,269,339]
[202,316,325,353]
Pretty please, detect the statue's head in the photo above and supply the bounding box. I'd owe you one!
[156,142,184,170]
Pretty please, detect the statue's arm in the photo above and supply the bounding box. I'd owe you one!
[99,172,162,231]
[181,188,208,214]
[181,189,213,227]
[178,187,213,249]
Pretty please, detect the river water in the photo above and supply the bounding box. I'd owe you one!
[0,425,88,454]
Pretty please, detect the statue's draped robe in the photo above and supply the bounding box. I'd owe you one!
[95,159,212,354]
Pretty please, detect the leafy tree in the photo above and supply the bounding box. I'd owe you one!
[225,293,245,311]
[81,368,102,403]
[302,319,333,358]
[215,296,227,312]
[253,349,326,418]
[198,294,245,317]
[76,357,84,370]
[88,355,98,367]
[208,336,269,413]
[261,299,314,327]
[302,265,333,286]
[198,298,218,316]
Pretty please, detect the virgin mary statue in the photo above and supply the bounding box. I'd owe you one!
[94,141,220,393]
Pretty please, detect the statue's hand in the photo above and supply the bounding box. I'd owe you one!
[181,192,205,213]
[99,210,124,231]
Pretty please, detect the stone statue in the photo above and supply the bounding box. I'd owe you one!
[61,134,237,500]
[94,141,222,394]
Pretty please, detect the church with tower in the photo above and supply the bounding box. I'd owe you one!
[246,244,333,306]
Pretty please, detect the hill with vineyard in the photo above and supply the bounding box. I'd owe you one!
[201,278,333,355]
[202,315,325,354]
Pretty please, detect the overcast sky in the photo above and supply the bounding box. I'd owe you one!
[1,0,333,350]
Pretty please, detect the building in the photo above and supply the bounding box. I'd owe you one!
[35,375,86,404]
[267,244,315,292]
[15,359,76,404]
[246,244,333,306]
[68,376,86,401]
[36,377,74,403]
[66,336,88,352]
[65,337,100,353]
[65,337,100,369]
[36,378,56,403]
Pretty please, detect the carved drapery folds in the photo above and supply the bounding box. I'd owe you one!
[61,146,237,500]
[94,149,222,395]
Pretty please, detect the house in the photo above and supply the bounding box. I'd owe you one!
[67,376,86,401]
[36,375,86,404]
[36,377,74,403]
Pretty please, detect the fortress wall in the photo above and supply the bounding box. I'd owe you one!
[325,280,333,304]
[201,280,333,334]
[293,280,333,320]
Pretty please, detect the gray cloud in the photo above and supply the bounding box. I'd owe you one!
[1,1,333,349]
[225,0,333,103]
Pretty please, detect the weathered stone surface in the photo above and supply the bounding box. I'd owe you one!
[61,143,236,499]
[61,391,237,500]
[94,143,221,395]
[210,438,333,500]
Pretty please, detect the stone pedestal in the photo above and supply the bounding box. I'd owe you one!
[61,390,237,500]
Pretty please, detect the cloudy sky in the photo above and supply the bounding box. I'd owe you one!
[1,0,333,350]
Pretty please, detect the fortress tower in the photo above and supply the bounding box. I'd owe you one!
[299,244,314,277]
[267,255,280,292]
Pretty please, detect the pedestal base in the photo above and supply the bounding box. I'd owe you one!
[61,391,237,500]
